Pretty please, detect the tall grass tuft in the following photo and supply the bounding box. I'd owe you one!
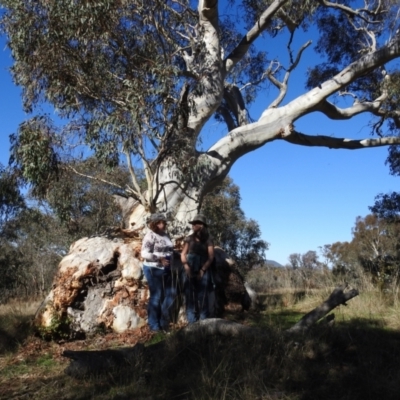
[0,298,42,354]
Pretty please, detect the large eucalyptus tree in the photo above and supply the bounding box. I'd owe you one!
[1,0,400,231]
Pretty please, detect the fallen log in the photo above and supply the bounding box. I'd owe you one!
[286,284,359,334]
[62,285,359,377]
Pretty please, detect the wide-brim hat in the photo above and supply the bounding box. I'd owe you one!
[188,213,208,227]
[148,212,167,223]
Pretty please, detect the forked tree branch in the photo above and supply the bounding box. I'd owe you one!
[268,40,312,109]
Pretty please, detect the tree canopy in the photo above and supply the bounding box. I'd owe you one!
[0,163,25,230]
[321,213,400,288]
[1,0,400,226]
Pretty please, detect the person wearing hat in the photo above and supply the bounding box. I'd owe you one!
[141,213,174,332]
[180,213,214,323]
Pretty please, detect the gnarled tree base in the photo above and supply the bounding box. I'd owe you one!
[35,228,252,337]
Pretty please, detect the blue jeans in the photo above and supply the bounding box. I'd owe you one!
[184,270,209,324]
[143,266,176,331]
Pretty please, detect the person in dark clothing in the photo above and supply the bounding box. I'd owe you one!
[181,213,214,323]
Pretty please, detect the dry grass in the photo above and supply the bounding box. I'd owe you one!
[0,299,43,355]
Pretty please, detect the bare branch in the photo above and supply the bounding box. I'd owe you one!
[208,35,400,177]
[66,166,125,191]
[240,62,277,92]
[224,0,290,75]
[345,13,377,53]
[288,41,312,73]
[269,36,400,119]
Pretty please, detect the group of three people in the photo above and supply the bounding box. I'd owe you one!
[141,212,214,332]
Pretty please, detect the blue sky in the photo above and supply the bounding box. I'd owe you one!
[1,14,399,266]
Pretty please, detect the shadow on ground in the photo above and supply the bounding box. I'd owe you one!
[2,314,400,400]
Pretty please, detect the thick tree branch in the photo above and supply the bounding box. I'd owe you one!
[199,0,218,26]
[275,36,400,120]
[66,166,125,191]
[224,0,290,75]
[185,0,223,136]
[208,118,283,169]
[283,129,400,150]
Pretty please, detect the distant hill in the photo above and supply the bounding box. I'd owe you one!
[265,260,283,268]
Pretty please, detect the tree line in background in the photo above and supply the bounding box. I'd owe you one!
[248,205,400,294]
[282,213,400,292]
[0,160,268,302]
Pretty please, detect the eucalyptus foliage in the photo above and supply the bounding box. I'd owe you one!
[0,163,25,230]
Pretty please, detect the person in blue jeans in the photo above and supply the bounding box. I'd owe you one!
[141,213,175,332]
[181,213,214,323]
